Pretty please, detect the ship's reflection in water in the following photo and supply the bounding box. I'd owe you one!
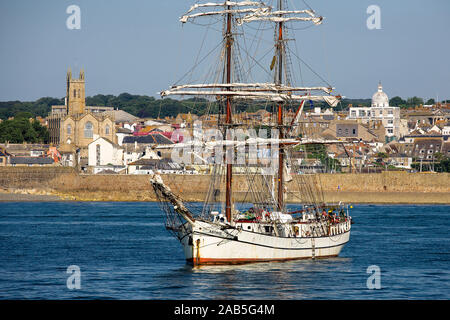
[157,257,354,300]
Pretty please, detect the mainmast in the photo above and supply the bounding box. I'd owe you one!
[276,0,284,212]
[225,5,233,222]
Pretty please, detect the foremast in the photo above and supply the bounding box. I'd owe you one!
[276,0,284,211]
[225,5,233,222]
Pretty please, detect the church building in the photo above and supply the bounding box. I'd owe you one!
[48,68,116,159]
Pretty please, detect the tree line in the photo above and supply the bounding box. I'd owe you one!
[2,93,446,122]
[0,93,446,144]
[0,112,49,144]
[0,97,64,120]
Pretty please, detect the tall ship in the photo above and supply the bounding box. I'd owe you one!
[151,0,352,265]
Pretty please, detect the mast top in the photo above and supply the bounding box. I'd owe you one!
[161,1,340,107]
[179,1,323,26]
[180,1,269,24]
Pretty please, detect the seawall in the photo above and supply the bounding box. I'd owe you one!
[0,168,449,203]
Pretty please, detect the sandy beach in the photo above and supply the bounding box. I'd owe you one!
[0,189,449,204]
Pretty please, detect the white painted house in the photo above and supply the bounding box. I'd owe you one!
[88,137,124,167]
[116,127,133,146]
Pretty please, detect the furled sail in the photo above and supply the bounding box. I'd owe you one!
[287,100,306,137]
[284,163,293,183]
[161,88,341,106]
[323,96,341,107]
[185,1,266,14]
[179,2,323,26]
[164,83,334,94]
[155,137,345,152]
[238,9,323,25]
[155,137,301,150]
[180,1,269,24]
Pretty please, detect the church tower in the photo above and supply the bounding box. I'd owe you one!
[66,68,86,115]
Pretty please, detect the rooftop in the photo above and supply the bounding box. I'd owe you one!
[103,109,139,123]
[123,133,174,145]
[9,157,54,165]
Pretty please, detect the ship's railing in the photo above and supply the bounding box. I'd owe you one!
[297,219,351,238]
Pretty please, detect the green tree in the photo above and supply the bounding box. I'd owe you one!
[15,111,33,119]
[406,96,424,107]
[32,119,50,143]
[303,144,341,172]
[425,98,436,105]
[376,152,388,159]
[434,152,445,162]
[436,158,450,172]
[0,120,23,143]
[0,117,49,143]
[389,96,406,107]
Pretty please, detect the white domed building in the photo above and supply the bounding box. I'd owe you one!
[372,82,389,108]
[348,82,401,142]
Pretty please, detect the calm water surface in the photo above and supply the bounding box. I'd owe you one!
[0,202,448,299]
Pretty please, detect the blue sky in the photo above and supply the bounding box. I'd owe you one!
[0,0,449,101]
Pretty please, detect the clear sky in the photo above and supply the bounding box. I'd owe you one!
[0,0,449,102]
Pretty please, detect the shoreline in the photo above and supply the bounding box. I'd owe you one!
[0,192,62,202]
[1,190,449,204]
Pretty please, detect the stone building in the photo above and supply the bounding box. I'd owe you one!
[47,68,116,159]
[321,120,385,142]
[60,112,115,149]
[412,137,444,163]
[348,82,401,142]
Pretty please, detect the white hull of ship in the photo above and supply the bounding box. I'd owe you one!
[177,220,351,265]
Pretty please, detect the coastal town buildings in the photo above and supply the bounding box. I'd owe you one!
[1,71,449,173]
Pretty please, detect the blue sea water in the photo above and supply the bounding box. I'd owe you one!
[0,202,448,300]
